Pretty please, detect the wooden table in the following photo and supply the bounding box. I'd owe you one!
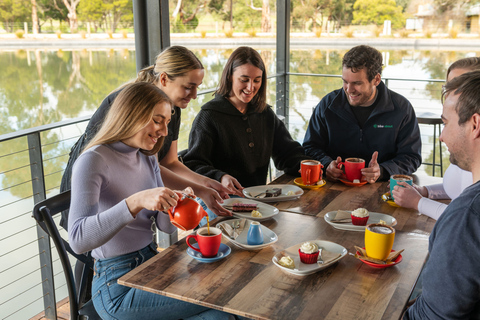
[119,174,441,320]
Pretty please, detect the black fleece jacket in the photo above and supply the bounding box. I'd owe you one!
[183,94,308,187]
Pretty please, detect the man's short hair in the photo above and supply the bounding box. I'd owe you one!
[443,70,480,125]
[342,45,383,82]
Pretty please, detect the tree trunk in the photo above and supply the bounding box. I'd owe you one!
[230,0,233,30]
[62,0,80,33]
[31,0,39,34]
[261,0,270,32]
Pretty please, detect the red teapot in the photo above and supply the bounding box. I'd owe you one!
[167,194,207,231]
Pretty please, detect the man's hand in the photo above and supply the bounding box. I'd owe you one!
[326,156,344,181]
[392,182,423,210]
[203,177,231,200]
[361,151,380,183]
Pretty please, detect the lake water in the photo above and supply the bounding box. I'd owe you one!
[1,42,479,318]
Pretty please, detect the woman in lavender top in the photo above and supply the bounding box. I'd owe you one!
[69,82,234,320]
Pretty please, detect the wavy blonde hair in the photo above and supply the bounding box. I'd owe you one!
[84,82,173,156]
[136,45,204,85]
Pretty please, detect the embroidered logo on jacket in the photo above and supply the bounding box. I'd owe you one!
[373,124,393,129]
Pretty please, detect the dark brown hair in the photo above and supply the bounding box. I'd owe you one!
[216,46,267,113]
[342,45,383,82]
[442,70,480,125]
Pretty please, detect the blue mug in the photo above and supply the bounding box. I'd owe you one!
[247,221,264,245]
[390,174,413,201]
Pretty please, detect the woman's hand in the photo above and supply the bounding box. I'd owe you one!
[126,187,179,217]
[392,182,423,210]
[203,177,231,200]
[220,174,244,197]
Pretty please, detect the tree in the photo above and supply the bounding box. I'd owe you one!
[352,0,405,29]
[248,0,272,32]
[0,0,32,33]
[54,0,80,32]
[208,0,232,30]
[31,0,39,34]
[103,0,133,33]
[171,0,206,32]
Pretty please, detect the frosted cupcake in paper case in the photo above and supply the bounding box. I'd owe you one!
[351,208,369,226]
[298,241,320,264]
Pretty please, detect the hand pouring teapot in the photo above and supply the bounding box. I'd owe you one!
[167,194,207,230]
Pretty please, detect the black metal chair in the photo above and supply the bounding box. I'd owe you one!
[32,190,100,320]
[417,114,444,177]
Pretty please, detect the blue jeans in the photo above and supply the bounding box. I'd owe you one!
[92,243,233,320]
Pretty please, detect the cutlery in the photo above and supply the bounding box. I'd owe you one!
[246,191,266,198]
[317,249,324,264]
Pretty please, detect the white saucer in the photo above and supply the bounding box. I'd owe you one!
[324,211,397,232]
[272,240,347,276]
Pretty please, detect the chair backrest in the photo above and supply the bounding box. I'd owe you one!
[32,190,95,319]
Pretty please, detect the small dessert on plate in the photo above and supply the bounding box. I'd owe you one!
[351,208,369,226]
[278,255,295,269]
[298,242,320,264]
[251,210,263,218]
[265,188,282,197]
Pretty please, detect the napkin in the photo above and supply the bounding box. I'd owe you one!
[317,248,342,265]
[354,245,404,264]
[330,210,351,222]
[219,219,247,240]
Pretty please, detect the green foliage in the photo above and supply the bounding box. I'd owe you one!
[0,0,32,33]
[14,29,24,38]
[352,0,405,29]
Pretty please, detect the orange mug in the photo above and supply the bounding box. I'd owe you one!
[186,227,222,258]
[337,158,365,182]
[300,160,323,185]
[167,195,207,231]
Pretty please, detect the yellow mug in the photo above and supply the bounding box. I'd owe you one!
[364,224,395,260]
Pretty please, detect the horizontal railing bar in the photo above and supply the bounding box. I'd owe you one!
[0,224,36,242]
[0,194,34,210]
[0,148,30,159]
[287,72,445,83]
[0,210,31,225]
[0,178,35,192]
[0,253,41,274]
[41,134,82,147]
[0,238,39,258]
[0,278,46,306]
[0,163,32,175]
[2,293,48,320]
[0,266,43,290]
[0,115,91,143]
[44,169,64,178]
[43,154,69,163]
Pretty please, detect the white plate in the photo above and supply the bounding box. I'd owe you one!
[242,184,304,203]
[221,198,279,221]
[216,219,278,250]
[324,211,397,232]
[272,240,347,276]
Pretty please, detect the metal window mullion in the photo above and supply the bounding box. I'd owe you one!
[276,0,290,124]
[28,132,56,320]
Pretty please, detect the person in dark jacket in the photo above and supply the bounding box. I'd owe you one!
[303,45,422,183]
[183,46,308,192]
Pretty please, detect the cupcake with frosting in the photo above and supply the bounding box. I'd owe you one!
[298,241,320,264]
[351,208,369,226]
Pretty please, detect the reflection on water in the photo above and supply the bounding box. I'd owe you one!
[0,46,476,318]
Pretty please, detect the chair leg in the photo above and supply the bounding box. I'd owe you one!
[432,124,437,176]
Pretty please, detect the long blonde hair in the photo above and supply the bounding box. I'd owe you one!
[84,82,173,156]
[136,46,204,85]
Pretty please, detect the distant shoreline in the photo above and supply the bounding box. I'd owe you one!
[2,33,480,50]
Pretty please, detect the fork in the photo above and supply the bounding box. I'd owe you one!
[231,220,240,238]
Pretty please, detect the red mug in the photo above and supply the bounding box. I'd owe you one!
[337,158,365,182]
[300,160,323,185]
[186,227,222,258]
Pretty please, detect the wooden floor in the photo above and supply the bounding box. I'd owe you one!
[31,229,191,320]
